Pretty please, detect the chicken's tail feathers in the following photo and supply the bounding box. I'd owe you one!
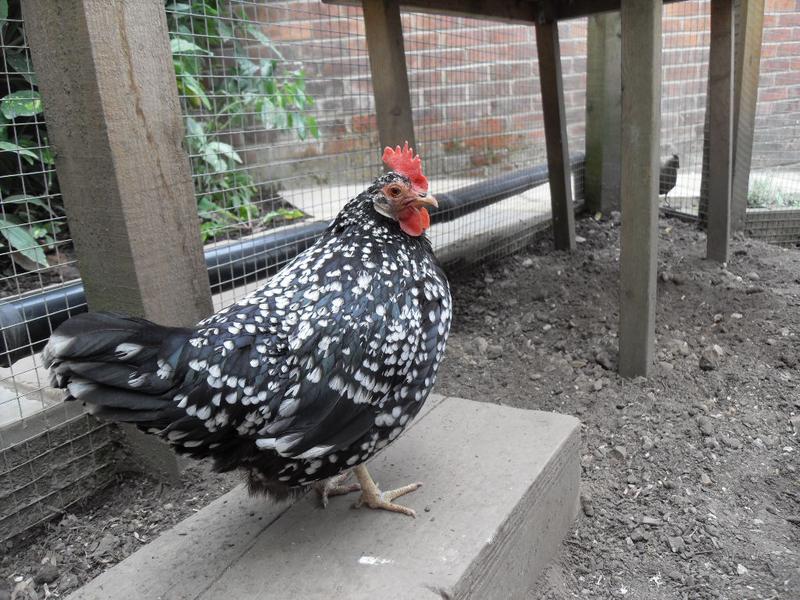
[44,311,192,424]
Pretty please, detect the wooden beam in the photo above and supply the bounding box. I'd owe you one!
[731,0,765,231]
[535,20,576,251]
[585,12,622,214]
[706,0,735,262]
[326,0,686,24]
[618,0,661,378]
[24,0,214,478]
[362,0,416,150]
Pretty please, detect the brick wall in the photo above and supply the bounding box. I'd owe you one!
[241,0,798,190]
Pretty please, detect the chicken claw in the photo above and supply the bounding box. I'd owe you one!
[314,470,361,508]
[352,463,422,518]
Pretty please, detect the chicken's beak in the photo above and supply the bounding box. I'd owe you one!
[413,192,438,209]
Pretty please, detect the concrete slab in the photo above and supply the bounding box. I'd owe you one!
[69,395,580,600]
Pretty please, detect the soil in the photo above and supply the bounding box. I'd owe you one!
[2,214,799,599]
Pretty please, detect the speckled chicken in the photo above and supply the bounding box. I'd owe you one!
[44,144,451,517]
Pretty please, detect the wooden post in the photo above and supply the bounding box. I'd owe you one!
[24,0,214,479]
[706,0,735,262]
[619,0,661,378]
[362,0,416,150]
[731,0,765,231]
[585,12,622,215]
[535,20,576,251]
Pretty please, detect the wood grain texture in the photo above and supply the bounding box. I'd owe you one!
[536,20,576,251]
[619,0,661,378]
[731,0,764,231]
[24,0,214,478]
[327,0,686,24]
[23,0,212,326]
[362,0,416,151]
[706,0,734,262]
[585,12,622,214]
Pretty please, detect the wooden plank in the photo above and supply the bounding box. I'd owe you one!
[619,0,661,378]
[731,0,765,231]
[326,0,686,23]
[362,0,416,150]
[535,20,576,251]
[706,0,735,262]
[24,0,214,478]
[585,12,622,215]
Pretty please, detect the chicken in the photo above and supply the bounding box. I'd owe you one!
[43,143,451,518]
[659,153,680,204]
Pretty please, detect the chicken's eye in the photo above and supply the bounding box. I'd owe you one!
[388,186,402,197]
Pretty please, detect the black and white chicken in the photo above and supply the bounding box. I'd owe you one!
[44,143,451,517]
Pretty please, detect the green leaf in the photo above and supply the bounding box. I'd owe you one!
[0,217,48,267]
[201,147,227,173]
[165,2,192,13]
[0,140,40,162]
[176,72,211,110]
[170,38,212,56]
[2,194,56,215]
[306,116,319,139]
[0,0,8,24]
[5,52,37,85]
[246,25,284,60]
[1,90,43,119]
[205,141,242,164]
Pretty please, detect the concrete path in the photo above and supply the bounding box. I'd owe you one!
[68,395,580,600]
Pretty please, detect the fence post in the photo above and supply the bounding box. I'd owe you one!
[23,0,214,479]
[585,12,622,215]
[706,0,735,262]
[619,0,661,378]
[362,0,416,150]
[731,0,765,231]
[535,20,576,252]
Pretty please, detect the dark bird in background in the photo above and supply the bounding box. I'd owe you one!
[659,153,680,204]
[44,143,451,518]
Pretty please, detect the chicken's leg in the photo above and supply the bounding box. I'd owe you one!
[314,470,361,508]
[352,463,422,518]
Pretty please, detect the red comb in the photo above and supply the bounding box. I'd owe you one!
[382,142,428,192]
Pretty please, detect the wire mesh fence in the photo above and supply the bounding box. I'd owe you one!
[657,0,800,245]
[0,0,798,544]
[659,0,711,220]
[0,5,83,431]
[166,0,586,309]
[744,0,800,245]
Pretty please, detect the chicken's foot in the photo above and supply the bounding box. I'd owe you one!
[314,470,361,508]
[352,463,422,518]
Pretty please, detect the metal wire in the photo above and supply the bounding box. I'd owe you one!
[745,0,800,245]
[2,0,797,543]
[659,0,711,219]
[0,9,83,430]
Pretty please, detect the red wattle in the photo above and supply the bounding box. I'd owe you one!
[398,207,430,237]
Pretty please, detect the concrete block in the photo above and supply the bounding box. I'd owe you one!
[69,395,580,600]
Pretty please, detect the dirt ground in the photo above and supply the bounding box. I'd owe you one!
[2,215,799,599]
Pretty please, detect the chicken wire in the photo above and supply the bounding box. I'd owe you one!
[657,0,711,220]
[0,6,114,545]
[0,7,82,431]
[2,0,795,543]
[745,0,800,246]
[166,0,586,313]
[658,0,800,248]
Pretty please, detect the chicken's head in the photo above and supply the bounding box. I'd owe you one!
[372,142,437,237]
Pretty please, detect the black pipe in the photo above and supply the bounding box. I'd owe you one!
[0,155,584,367]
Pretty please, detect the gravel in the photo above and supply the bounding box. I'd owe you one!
[3,215,798,600]
[436,215,800,599]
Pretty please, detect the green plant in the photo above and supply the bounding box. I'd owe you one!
[748,176,800,209]
[167,0,318,240]
[0,0,318,276]
[0,0,64,270]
